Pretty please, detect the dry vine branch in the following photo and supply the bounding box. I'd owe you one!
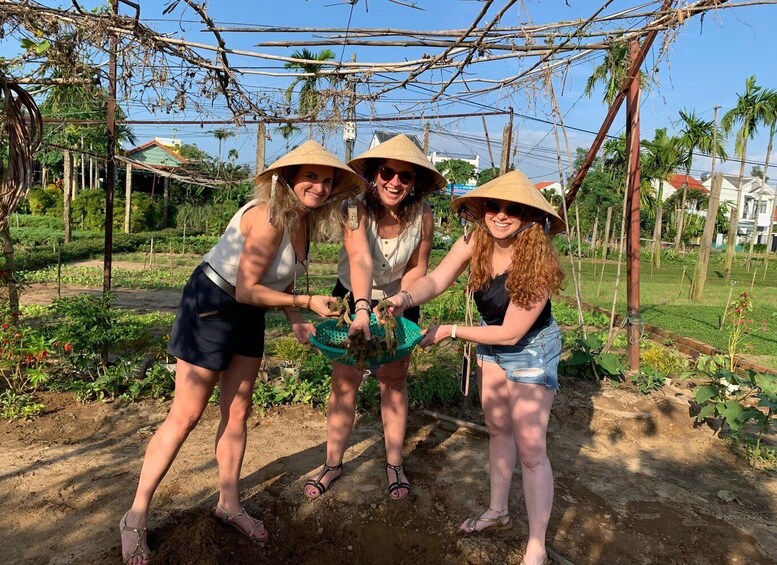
[0,74,43,312]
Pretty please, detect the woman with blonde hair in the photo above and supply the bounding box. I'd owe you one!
[303,134,446,500]
[384,169,564,565]
[120,141,363,564]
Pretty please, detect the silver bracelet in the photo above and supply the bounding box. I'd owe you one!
[400,289,415,307]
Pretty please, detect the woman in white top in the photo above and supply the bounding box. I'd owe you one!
[120,141,362,565]
[304,134,446,501]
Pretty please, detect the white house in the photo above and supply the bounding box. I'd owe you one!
[369,131,425,152]
[534,181,563,200]
[429,150,480,188]
[702,174,776,247]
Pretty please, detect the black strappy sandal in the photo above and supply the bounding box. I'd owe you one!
[386,462,411,500]
[304,462,343,499]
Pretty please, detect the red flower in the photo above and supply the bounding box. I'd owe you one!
[2,324,8,330]
[64,343,73,352]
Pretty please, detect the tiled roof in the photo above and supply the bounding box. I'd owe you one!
[534,181,557,190]
[126,139,187,165]
[667,173,707,192]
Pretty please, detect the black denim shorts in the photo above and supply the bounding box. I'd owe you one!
[168,264,267,372]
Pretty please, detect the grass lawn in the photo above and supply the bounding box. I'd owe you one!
[560,254,777,359]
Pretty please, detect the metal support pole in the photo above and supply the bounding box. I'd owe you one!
[625,41,642,373]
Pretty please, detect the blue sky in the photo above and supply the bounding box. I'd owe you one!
[4,1,777,182]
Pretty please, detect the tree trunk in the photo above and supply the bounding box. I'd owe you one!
[0,222,20,314]
[652,181,664,269]
[41,166,47,189]
[79,135,85,194]
[692,173,723,301]
[63,150,72,243]
[124,163,132,234]
[674,167,691,251]
[163,176,170,228]
[724,143,748,279]
[747,126,773,265]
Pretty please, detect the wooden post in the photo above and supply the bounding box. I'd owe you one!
[256,122,266,175]
[724,207,737,278]
[692,172,723,301]
[57,241,62,300]
[625,40,642,373]
[591,215,599,258]
[678,266,687,297]
[423,121,430,154]
[750,268,757,293]
[103,0,118,294]
[124,162,132,234]
[63,149,72,243]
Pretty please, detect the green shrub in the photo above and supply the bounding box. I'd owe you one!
[269,336,311,369]
[641,343,687,375]
[26,187,56,215]
[559,331,625,381]
[310,243,340,263]
[409,363,459,408]
[631,367,667,394]
[0,391,46,420]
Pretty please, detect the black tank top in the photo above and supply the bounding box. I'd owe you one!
[473,272,551,339]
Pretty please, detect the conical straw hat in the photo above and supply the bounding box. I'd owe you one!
[451,169,565,235]
[348,134,447,193]
[257,139,363,197]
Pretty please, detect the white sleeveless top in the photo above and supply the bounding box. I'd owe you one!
[203,199,308,291]
[337,198,423,300]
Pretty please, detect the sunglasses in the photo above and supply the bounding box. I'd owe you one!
[378,165,416,185]
[483,199,522,217]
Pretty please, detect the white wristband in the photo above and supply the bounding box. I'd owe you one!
[450,324,458,340]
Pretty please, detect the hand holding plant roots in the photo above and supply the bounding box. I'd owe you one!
[329,292,352,327]
[375,299,397,358]
[322,298,399,370]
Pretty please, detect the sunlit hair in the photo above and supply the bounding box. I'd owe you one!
[253,165,351,242]
[469,215,564,309]
[360,158,435,225]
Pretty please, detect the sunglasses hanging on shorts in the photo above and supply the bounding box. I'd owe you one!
[378,165,416,185]
[483,199,522,217]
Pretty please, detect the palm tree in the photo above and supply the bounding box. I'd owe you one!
[674,109,728,250]
[212,128,235,164]
[747,91,777,262]
[284,48,337,137]
[584,40,649,104]
[642,128,686,268]
[276,122,301,152]
[721,75,775,278]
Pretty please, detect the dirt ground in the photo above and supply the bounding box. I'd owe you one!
[2,283,776,564]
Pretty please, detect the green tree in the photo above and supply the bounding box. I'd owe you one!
[284,49,337,137]
[584,40,649,104]
[435,159,475,187]
[276,123,302,152]
[721,75,776,278]
[212,128,235,164]
[642,128,686,267]
[674,109,728,251]
[747,90,777,261]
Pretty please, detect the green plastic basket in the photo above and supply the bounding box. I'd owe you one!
[309,314,423,367]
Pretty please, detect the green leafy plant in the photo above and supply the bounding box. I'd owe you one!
[269,336,310,369]
[0,314,54,393]
[692,366,776,455]
[723,291,768,370]
[409,364,459,408]
[0,390,46,420]
[559,331,626,381]
[631,366,667,394]
[641,343,687,375]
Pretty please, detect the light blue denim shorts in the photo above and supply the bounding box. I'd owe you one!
[476,319,562,391]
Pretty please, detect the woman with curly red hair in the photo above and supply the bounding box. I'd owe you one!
[384,169,564,565]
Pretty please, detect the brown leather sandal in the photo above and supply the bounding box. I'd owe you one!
[119,511,151,565]
[459,510,513,535]
[213,503,268,542]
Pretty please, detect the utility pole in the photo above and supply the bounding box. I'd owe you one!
[255,123,266,174]
[343,54,357,162]
[691,105,721,301]
[499,108,514,175]
[103,0,118,294]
